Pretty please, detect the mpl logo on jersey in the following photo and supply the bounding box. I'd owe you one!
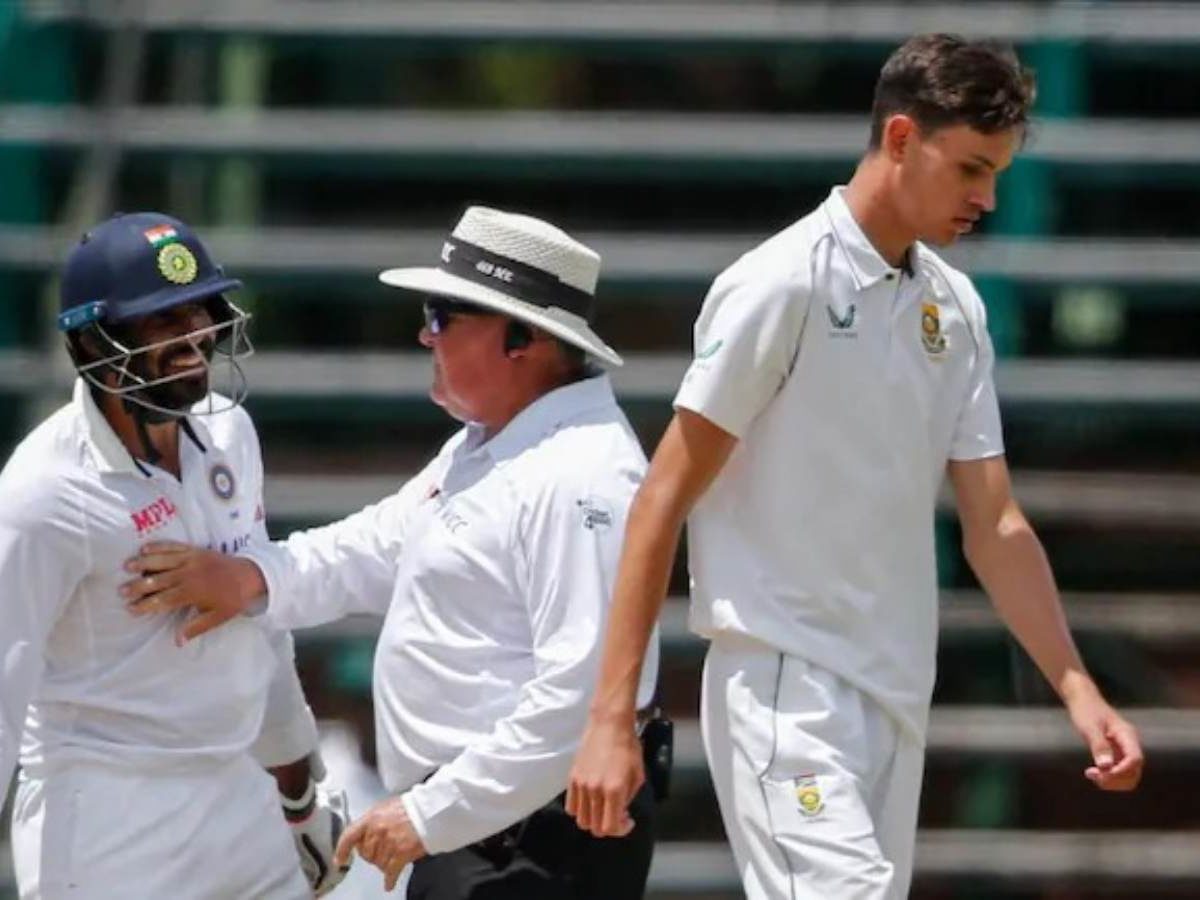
[130,496,179,536]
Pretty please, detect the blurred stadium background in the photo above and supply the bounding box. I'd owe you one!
[3,1,1200,897]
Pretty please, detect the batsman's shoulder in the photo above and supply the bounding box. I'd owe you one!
[0,458,86,535]
[0,417,85,512]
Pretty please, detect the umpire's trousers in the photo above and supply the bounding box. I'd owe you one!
[406,782,655,900]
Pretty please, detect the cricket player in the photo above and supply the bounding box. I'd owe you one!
[566,34,1145,899]
[118,207,661,898]
[0,212,347,898]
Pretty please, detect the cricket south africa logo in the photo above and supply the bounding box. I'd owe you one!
[921,301,947,357]
[794,773,824,817]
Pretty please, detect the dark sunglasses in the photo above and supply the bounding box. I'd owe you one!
[422,297,494,335]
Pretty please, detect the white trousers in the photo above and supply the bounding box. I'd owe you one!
[701,636,925,900]
[11,753,309,900]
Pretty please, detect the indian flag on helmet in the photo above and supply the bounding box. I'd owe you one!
[143,224,178,248]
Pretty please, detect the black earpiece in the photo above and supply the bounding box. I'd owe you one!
[504,321,532,354]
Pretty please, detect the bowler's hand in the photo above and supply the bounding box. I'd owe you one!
[1067,692,1145,791]
[333,795,427,892]
[565,712,641,838]
[121,540,265,644]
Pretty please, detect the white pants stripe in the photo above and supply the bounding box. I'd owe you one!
[11,754,309,900]
[701,635,925,900]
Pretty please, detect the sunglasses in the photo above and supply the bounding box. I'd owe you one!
[422,298,495,335]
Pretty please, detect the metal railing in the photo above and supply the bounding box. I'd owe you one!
[27,0,1200,46]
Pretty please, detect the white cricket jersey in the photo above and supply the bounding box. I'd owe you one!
[0,381,317,795]
[243,374,660,853]
[675,187,1004,739]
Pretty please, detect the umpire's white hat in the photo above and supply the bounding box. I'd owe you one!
[379,206,621,367]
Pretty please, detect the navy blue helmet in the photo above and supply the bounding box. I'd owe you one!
[57,212,253,417]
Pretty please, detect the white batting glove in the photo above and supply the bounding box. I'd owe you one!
[282,779,352,897]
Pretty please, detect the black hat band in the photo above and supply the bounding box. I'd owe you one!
[438,237,595,322]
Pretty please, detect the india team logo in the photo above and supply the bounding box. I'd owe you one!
[209,463,236,501]
[794,773,824,817]
[157,242,198,285]
[920,301,947,357]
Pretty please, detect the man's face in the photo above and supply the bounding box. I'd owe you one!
[418,299,511,423]
[894,122,1020,246]
[121,300,216,411]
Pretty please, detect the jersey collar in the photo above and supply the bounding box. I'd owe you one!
[75,379,145,475]
[823,186,912,291]
[472,373,617,463]
[74,379,208,476]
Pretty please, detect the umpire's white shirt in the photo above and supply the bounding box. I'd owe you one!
[675,187,1004,739]
[0,381,317,795]
[244,374,659,853]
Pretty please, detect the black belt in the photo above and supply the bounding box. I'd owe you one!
[469,711,672,867]
[471,793,563,868]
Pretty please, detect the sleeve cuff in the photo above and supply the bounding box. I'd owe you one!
[948,444,1005,462]
[400,791,433,850]
[236,544,288,628]
[403,776,478,854]
[672,393,745,440]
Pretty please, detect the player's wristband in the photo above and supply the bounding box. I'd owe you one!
[280,777,317,823]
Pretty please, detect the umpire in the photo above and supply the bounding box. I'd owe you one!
[121,207,660,898]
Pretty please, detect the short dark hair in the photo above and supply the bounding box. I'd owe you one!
[868,34,1036,150]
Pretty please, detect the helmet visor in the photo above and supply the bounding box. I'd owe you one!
[75,299,254,417]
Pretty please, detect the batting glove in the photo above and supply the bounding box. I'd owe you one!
[282,778,351,897]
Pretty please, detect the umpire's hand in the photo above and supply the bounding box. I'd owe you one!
[565,712,642,838]
[333,795,427,892]
[122,540,266,643]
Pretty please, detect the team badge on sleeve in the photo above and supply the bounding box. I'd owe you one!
[921,301,947,357]
[794,773,824,817]
[682,337,723,386]
[209,463,236,501]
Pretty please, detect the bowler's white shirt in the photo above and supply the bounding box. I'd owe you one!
[0,381,317,795]
[244,374,659,853]
[675,187,1004,739]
